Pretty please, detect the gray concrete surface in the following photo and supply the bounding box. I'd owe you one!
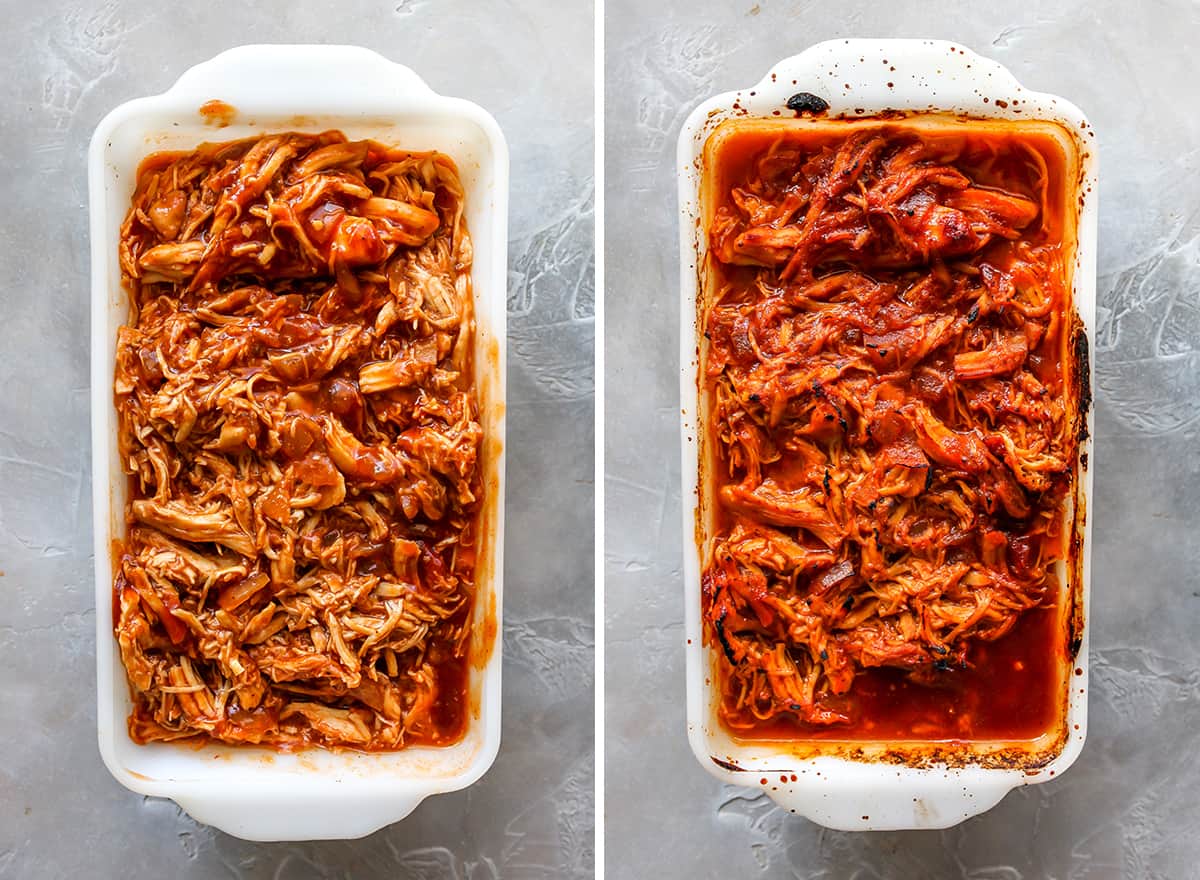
[0,1,593,877]
[604,2,1200,877]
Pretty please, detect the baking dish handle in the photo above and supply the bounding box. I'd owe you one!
[163,44,437,110]
[763,775,1018,831]
[172,789,431,841]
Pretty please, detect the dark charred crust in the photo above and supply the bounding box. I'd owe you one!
[711,756,744,772]
[967,302,980,324]
[721,737,1068,771]
[823,468,832,496]
[832,401,848,433]
[786,91,830,115]
[715,609,738,664]
[811,379,849,432]
[1074,327,1091,441]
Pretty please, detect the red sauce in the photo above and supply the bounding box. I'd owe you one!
[429,655,469,741]
[725,604,1062,742]
[198,99,236,128]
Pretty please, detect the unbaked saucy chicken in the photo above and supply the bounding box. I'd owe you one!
[113,132,482,750]
[700,119,1081,741]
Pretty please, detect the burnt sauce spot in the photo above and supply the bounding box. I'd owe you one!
[786,91,830,116]
[1074,327,1091,441]
[712,756,745,772]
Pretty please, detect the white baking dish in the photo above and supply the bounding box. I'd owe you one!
[88,45,507,841]
[678,39,1096,831]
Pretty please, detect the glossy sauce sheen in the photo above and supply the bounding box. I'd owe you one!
[701,118,1077,743]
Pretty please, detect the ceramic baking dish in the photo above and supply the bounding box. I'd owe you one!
[88,45,507,841]
[677,39,1096,831]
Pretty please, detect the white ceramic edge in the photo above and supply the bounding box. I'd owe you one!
[678,38,1096,831]
[88,45,508,841]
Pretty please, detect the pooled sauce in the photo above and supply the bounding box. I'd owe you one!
[725,605,1060,741]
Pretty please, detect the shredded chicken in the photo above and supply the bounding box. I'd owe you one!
[701,124,1077,732]
[113,131,481,750]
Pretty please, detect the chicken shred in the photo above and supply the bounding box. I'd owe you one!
[114,131,481,750]
[701,123,1078,734]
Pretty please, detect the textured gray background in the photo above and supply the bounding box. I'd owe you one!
[0,1,594,877]
[605,1,1200,878]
